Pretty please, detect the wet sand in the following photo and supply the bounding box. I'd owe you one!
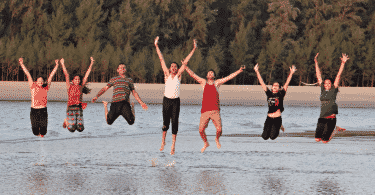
[2,81,375,107]
[224,131,375,137]
[1,134,374,194]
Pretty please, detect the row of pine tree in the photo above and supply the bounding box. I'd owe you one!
[1,0,375,86]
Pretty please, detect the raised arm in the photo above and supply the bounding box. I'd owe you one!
[254,63,268,91]
[60,58,70,90]
[215,65,245,88]
[283,65,297,91]
[334,53,349,88]
[82,57,94,86]
[176,39,197,79]
[132,89,148,110]
[19,58,33,88]
[154,36,169,77]
[314,53,322,85]
[47,60,59,89]
[185,66,206,86]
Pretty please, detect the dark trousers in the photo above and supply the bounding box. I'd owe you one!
[107,100,135,125]
[262,116,282,140]
[162,97,180,135]
[30,107,48,136]
[315,118,337,141]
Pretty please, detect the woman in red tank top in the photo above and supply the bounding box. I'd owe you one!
[60,57,94,132]
[19,58,59,137]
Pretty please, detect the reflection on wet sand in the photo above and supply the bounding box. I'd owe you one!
[158,167,182,193]
[27,168,48,194]
[261,174,287,194]
[65,171,86,192]
[103,174,137,194]
[316,178,342,194]
[194,170,226,194]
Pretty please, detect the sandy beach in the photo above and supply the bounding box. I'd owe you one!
[1,134,374,194]
[1,81,375,107]
[1,91,375,194]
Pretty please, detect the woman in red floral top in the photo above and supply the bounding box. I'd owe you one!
[19,58,59,137]
[60,57,94,132]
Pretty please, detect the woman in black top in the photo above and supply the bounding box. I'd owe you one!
[254,63,297,140]
[314,53,349,143]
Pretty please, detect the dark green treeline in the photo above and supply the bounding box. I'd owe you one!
[1,0,375,86]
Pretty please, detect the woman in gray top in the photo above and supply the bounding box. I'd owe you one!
[314,53,349,143]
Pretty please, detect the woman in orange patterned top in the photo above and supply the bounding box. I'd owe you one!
[19,57,59,137]
[60,57,94,132]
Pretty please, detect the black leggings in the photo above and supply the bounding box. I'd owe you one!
[107,100,134,125]
[262,116,282,140]
[162,97,180,135]
[30,107,48,136]
[315,118,337,141]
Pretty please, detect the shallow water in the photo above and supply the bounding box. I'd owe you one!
[1,101,375,194]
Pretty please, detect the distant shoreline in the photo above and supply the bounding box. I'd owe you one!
[1,81,375,107]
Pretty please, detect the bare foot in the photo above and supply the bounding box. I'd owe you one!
[336,126,346,132]
[170,146,175,155]
[280,125,285,132]
[215,138,221,149]
[160,142,165,151]
[63,118,68,128]
[201,142,209,153]
[315,138,322,142]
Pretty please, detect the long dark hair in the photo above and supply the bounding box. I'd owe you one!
[71,75,91,94]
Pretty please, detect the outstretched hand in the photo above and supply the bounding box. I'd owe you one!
[90,56,95,63]
[254,63,259,72]
[19,58,23,64]
[92,97,98,103]
[154,36,159,46]
[193,39,197,49]
[55,59,59,65]
[341,53,349,63]
[60,58,64,64]
[290,65,297,74]
[141,103,148,111]
[240,65,245,72]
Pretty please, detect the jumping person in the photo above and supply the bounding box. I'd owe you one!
[155,36,197,155]
[91,63,148,126]
[60,57,94,132]
[254,63,297,140]
[314,53,348,143]
[185,65,245,153]
[19,58,59,137]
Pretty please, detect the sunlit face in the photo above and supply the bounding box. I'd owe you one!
[272,82,280,93]
[170,63,178,74]
[36,77,44,87]
[324,79,332,90]
[206,71,215,80]
[117,64,126,75]
[73,76,80,85]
